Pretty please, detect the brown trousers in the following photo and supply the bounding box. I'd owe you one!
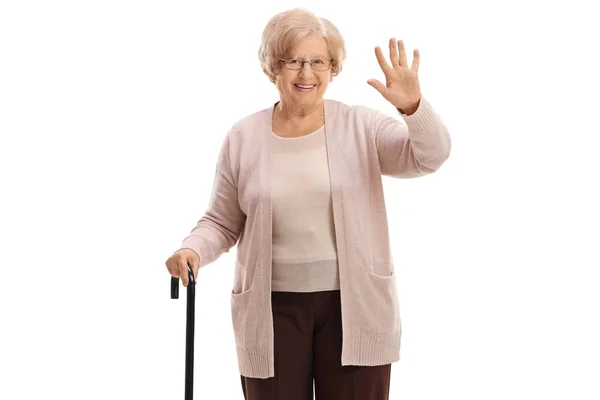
[240,290,391,400]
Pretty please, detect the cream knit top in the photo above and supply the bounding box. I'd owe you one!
[270,125,340,292]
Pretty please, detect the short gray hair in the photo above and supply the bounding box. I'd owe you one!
[258,8,346,83]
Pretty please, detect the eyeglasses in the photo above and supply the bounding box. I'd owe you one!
[279,58,332,71]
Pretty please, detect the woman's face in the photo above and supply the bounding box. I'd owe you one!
[275,35,332,108]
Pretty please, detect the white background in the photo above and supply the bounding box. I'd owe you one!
[1,0,599,399]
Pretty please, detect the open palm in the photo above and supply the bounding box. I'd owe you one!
[368,38,421,114]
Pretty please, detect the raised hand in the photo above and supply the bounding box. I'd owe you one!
[367,38,422,115]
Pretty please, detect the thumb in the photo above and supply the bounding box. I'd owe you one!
[367,79,387,95]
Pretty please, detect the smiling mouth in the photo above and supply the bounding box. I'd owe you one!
[294,84,316,93]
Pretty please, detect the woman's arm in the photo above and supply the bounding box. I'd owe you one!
[373,97,451,178]
[179,135,247,268]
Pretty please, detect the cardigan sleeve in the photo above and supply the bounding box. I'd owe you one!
[373,96,451,178]
[179,134,247,268]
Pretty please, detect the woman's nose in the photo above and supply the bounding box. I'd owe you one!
[298,63,314,77]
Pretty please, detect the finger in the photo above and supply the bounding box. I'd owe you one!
[166,258,180,277]
[397,40,407,67]
[367,79,388,96]
[178,261,188,287]
[374,46,391,74]
[389,37,399,67]
[411,48,420,72]
[166,259,176,277]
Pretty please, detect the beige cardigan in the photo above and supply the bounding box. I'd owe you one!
[179,96,451,378]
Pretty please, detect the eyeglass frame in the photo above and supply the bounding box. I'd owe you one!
[278,57,333,71]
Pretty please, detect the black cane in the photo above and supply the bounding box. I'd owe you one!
[171,264,195,400]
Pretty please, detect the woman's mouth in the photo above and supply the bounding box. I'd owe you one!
[294,84,316,92]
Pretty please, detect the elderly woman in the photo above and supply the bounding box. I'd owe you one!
[165,7,450,400]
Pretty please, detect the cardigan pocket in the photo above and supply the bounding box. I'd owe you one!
[368,262,394,278]
[230,284,254,348]
[365,270,400,333]
[231,278,256,347]
[231,259,256,347]
[232,259,252,295]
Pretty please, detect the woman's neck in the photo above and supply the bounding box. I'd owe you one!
[274,100,323,123]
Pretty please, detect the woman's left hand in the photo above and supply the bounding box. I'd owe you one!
[368,38,421,115]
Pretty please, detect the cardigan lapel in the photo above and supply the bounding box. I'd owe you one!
[323,99,348,287]
[260,104,275,297]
